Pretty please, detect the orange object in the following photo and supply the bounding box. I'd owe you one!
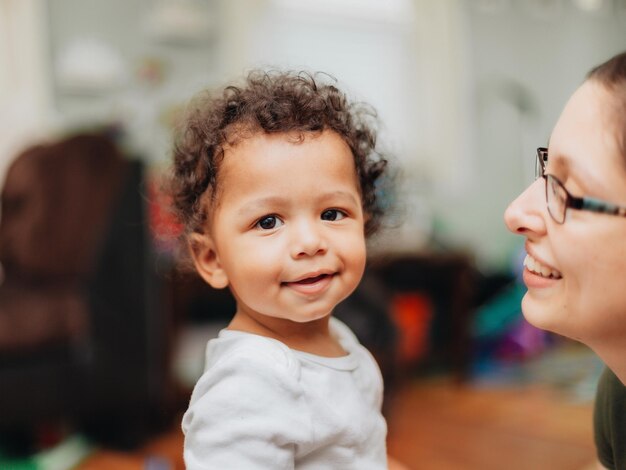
[391,293,433,364]
[146,175,183,250]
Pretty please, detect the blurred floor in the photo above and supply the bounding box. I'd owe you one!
[75,426,185,470]
[73,375,595,470]
[386,377,595,470]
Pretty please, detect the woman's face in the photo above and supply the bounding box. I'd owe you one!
[504,80,626,345]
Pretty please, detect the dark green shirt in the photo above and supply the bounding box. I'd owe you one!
[594,367,626,469]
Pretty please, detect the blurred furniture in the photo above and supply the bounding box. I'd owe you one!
[0,132,173,451]
[368,253,475,380]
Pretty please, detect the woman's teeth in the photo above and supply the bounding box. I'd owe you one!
[524,254,562,279]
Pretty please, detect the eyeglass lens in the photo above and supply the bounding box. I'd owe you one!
[546,175,567,223]
[535,151,543,179]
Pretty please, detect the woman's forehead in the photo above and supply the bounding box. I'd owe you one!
[547,82,626,195]
[551,84,622,163]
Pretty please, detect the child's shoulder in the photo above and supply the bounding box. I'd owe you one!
[205,329,301,378]
[200,317,365,380]
[184,330,313,444]
[329,316,359,345]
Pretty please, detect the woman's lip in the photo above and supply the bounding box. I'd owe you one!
[522,266,560,289]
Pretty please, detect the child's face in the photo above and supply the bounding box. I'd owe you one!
[198,130,367,325]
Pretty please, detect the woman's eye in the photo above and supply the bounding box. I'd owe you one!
[255,215,283,230]
[321,209,346,221]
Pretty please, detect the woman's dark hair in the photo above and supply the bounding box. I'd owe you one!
[587,51,626,158]
[168,70,388,239]
[587,51,626,86]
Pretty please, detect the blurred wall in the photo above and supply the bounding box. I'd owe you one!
[432,0,626,270]
[0,0,51,188]
[1,0,626,271]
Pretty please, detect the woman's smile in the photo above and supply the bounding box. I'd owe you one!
[521,252,562,289]
[523,254,562,279]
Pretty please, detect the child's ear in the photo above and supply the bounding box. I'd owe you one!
[188,233,229,289]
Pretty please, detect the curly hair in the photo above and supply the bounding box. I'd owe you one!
[168,70,388,240]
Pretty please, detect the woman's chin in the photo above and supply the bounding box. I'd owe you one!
[521,295,562,335]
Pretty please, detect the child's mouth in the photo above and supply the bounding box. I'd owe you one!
[293,274,331,285]
[281,273,335,295]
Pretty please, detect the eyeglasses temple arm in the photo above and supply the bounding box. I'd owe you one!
[580,197,626,217]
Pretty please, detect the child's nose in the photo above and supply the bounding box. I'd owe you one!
[504,178,547,237]
[290,220,328,258]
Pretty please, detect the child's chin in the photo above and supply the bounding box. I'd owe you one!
[289,311,333,324]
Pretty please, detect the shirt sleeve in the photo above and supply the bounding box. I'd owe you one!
[182,346,312,470]
[594,367,616,470]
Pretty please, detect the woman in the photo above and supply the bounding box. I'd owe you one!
[504,51,626,470]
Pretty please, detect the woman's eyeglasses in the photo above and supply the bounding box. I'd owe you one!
[535,147,626,224]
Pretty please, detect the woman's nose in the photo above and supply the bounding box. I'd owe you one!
[290,219,328,258]
[504,178,548,237]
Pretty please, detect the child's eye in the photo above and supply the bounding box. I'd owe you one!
[255,215,283,230]
[321,209,347,221]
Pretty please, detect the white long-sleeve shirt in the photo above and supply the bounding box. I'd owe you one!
[182,317,387,469]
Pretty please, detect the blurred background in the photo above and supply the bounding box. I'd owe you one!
[1,0,624,469]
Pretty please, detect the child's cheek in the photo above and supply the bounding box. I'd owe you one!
[340,233,367,275]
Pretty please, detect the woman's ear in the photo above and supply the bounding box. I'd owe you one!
[188,233,229,289]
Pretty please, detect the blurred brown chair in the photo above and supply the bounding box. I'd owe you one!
[0,131,172,451]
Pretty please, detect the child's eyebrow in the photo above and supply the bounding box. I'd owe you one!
[237,196,287,217]
[318,190,361,206]
[236,191,360,217]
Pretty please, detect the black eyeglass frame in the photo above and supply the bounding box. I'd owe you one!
[535,147,626,224]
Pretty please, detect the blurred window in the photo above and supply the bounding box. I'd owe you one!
[0,0,51,190]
